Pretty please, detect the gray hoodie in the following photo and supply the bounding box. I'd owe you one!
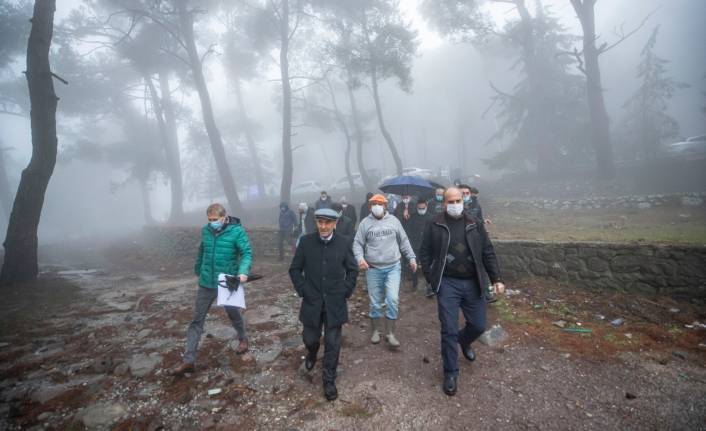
[353,212,416,268]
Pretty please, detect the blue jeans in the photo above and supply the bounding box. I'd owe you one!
[437,276,486,377]
[366,262,402,320]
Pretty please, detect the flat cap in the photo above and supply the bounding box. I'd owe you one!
[314,208,339,220]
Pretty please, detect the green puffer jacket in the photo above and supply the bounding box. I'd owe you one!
[194,216,253,289]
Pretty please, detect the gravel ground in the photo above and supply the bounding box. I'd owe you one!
[0,248,704,431]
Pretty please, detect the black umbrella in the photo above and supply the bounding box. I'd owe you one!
[378,175,434,197]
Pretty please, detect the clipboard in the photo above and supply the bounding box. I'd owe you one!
[216,273,246,309]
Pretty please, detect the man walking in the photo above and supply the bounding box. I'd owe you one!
[170,203,252,376]
[353,194,417,349]
[406,199,433,295]
[419,187,505,396]
[289,208,358,401]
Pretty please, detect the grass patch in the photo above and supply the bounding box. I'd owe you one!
[494,299,540,325]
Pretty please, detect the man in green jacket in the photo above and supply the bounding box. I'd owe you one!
[170,203,253,376]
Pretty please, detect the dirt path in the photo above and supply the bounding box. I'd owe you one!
[0,253,704,430]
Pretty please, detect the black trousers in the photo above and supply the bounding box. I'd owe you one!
[437,276,486,377]
[302,311,342,383]
[278,229,290,260]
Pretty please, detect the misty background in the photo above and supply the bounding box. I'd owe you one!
[0,0,704,243]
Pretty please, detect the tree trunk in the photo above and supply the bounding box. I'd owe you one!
[158,70,184,220]
[0,145,13,220]
[177,1,242,213]
[571,0,616,178]
[145,74,183,222]
[1,0,58,285]
[278,0,294,205]
[234,79,266,199]
[326,78,355,194]
[370,67,403,175]
[138,177,154,225]
[346,80,375,192]
[514,0,555,177]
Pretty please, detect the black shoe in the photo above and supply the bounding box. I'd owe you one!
[425,287,435,298]
[443,375,457,396]
[323,381,338,401]
[305,351,316,371]
[459,340,476,362]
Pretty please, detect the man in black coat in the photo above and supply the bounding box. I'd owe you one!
[331,203,355,238]
[419,187,505,397]
[406,199,433,295]
[289,208,359,401]
[340,196,358,226]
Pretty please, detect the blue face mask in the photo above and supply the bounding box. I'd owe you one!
[463,195,471,203]
[435,195,443,202]
[210,220,223,230]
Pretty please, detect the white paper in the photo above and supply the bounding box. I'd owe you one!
[216,273,246,309]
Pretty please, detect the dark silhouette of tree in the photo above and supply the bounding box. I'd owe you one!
[618,26,688,159]
[569,0,651,178]
[2,0,63,284]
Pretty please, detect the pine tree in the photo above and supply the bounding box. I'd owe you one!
[619,26,688,159]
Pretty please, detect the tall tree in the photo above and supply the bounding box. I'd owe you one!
[618,26,688,159]
[174,0,243,213]
[2,0,61,284]
[335,0,418,176]
[569,1,649,178]
[221,6,268,199]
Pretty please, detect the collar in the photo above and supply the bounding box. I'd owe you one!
[319,233,334,243]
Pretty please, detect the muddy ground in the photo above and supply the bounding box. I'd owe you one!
[0,243,705,431]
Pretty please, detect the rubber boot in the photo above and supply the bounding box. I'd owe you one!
[385,318,400,348]
[370,318,381,344]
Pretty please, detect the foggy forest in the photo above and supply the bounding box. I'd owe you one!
[0,0,704,429]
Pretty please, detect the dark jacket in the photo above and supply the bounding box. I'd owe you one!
[342,204,357,226]
[289,233,359,328]
[279,207,297,232]
[419,213,501,295]
[393,201,416,228]
[359,202,370,222]
[316,197,332,210]
[465,198,484,222]
[336,214,355,238]
[406,211,432,251]
[429,198,445,216]
[195,216,253,289]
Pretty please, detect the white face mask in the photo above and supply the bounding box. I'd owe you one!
[446,203,464,218]
[371,204,385,218]
[402,198,410,204]
[417,208,427,215]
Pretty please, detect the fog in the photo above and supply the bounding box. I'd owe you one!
[0,0,704,242]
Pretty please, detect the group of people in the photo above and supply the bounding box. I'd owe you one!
[169,183,504,402]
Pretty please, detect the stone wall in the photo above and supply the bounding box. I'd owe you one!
[494,240,706,299]
[142,227,706,299]
[141,226,286,260]
[488,192,705,212]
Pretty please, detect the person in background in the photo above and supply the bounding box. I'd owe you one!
[331,202,355,238]
[316,190,333,210]
[278,202,297,261]
[340,196,357,226]
[419,188,504,396]
[295,202,316,246]
[359,192,374,221]
[406,199,433,296]
[353,194,417,349]
[289,208,358,401]
[169,203,252,376]
[429,186,446,216]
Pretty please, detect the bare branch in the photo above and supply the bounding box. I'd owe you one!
[51,72,69,85]
[599,9,656,55]
[572,47,587,75]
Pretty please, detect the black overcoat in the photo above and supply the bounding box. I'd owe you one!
[289,233,359,328]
